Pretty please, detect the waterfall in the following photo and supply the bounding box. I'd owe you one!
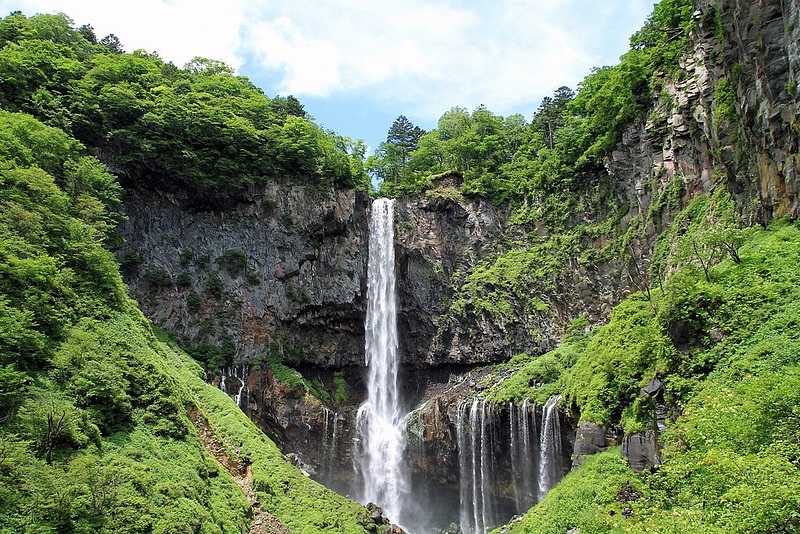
[354,198,408,524]
[321,407,340,482]
[456,398,496,534]
[219,365,249,408]
[538,394,564,501]
[510,399,538,514]
[456,395,565,533]
[456,401,472,532]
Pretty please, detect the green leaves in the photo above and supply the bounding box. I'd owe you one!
[497,212,800,534]
[564,294,676,427]
[504,449,640,534]
[0,11,369,211]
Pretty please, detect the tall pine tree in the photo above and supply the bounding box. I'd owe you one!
[386,115,425,183]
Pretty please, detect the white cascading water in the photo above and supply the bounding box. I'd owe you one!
[457,395,565,533]
[510,399,538,514]
[456,398,496,534]
[538,394,564,501]
[219,365,249,408]
[321,407,340,482]
[354,198,408,524]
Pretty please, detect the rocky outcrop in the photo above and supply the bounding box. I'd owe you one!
[118,184,370,367]
[394,186,511,366]
[609,0,800,229]
[622,431,662,473]
[716,0,800,219]
[571,422,623,469]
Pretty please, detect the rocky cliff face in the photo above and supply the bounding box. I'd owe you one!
[717,0,799,219]
[610,0,800,229]
[119,184,370,368]
[394,186,511,366]
[394,185,635,367]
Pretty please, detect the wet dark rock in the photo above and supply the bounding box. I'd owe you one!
[621,431,661,473]
[641,378,663,397]
[616,481,642,503]
[571,422,622,469]
[367,502,386,523]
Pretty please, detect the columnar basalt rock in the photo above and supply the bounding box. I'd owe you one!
[720,0,800,219]
[119,184,371,368]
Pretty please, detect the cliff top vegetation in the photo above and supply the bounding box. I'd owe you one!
[0,11,371,210]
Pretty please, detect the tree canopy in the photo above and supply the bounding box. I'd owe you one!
[370,0,694,210]
[0,11,370,210]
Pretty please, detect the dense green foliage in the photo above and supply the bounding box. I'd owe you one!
[0,11,370,210]
[371,0,693,210]
[490,207,800,532]
[497,449,643,534]
[0,109,373,532]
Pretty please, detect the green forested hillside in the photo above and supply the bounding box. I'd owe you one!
[0,11,370,209]
[489,212,800,533]
[0,109,377,532]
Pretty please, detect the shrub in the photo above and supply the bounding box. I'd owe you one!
[216,249,246,277]
[205,273,223,298]
[332,371,347,404]
[144,265,171,287]
[175,272,191,287]
[186,291,201,313]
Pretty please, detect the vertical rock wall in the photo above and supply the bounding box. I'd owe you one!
[119,185,371,368]
[717,0,799,219]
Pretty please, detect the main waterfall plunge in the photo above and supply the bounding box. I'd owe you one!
[218,198,570,533]
[354,197,410,524]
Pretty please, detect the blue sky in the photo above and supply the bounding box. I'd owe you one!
[4,0,654,152]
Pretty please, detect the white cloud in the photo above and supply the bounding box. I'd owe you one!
[6,0,653,123]
[245,16,341,96]
[237,0,652,120]
[5,0,247,69]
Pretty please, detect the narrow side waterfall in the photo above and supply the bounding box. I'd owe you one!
[321,407,340,483]
[538,394,564,501]
[510,399,538,514]
[354,198,408,524]
[219,365,249,408]
[456,398,497,534]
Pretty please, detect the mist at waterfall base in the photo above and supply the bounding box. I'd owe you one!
[217,198,571,533]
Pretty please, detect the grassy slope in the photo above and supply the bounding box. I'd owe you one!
[492,217,800,533]
[0,109,374,533]
[168,336,375,533]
